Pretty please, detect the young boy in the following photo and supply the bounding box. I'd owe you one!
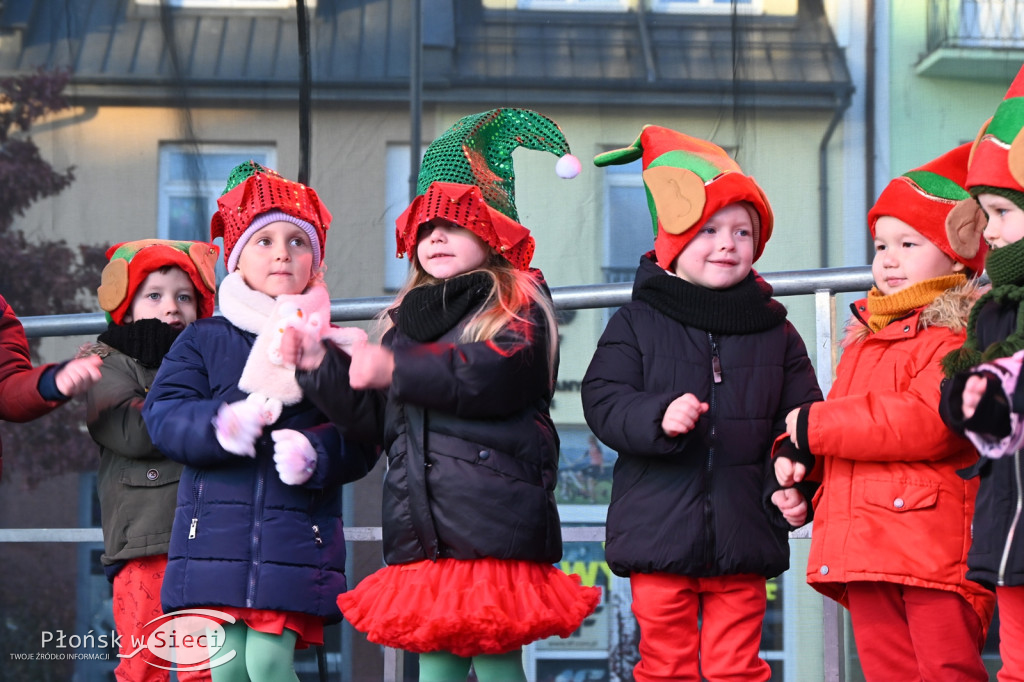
[777,143,993,680]
[941,64,1024,680]
[84,238,218,681]
[581,125,822,682]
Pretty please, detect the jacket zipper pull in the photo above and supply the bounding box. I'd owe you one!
[710,337,723,384]
[312,524,323,546]
[189,518,198,539]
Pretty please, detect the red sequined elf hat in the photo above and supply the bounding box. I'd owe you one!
[594,125,773,270]
[395,108,581,271]
[97,239,219,324]
[210,161,333,273]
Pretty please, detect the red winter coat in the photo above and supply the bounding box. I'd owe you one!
[796,285,994,627]
[0,296,64,478]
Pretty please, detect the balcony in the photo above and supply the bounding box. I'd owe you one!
[920,0,1024,80]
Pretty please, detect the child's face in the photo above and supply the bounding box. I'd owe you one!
[416,220,491,280]
[672,203,755,289]
[125,267,198,329]
[236,221,315,297]
[871,216,962,295]
[979,193,1024,249]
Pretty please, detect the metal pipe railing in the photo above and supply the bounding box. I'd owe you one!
[6,265,877,682]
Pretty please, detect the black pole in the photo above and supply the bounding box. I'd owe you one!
[296,0,312,185]
[410,0,423,201]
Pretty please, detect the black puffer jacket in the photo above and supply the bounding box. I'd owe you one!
[941,297,1024,589]
[581,254,821,579]
[298,279,562,565]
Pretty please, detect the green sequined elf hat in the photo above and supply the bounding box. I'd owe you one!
[594,125,773,270]
[395,108,581,271]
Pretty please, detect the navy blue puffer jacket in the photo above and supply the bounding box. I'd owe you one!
[142,316,378,622]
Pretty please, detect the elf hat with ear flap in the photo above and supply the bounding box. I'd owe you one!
[967,64,1024,200]
[211,161,332,273]
[867,142,988,274]
[594,125,773,270]
[97,239,219,325]
[396,108,581,271]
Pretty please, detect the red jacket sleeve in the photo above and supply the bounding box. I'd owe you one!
[0,297,62,422]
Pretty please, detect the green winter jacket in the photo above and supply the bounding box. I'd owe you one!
[86,346,184,568]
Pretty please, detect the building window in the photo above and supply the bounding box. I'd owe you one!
[157,144,276,282]
[518,0,629,11]
[958,0,1024,46]
[651,0,761,14]
[602,162,651,284]
[385,144,431,292]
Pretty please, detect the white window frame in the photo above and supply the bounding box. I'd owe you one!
[384,144,430,292]
[156,143,277,282]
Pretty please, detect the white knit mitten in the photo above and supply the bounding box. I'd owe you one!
[272,429,317,485]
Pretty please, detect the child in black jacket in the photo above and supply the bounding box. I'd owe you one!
[581,126,822,682]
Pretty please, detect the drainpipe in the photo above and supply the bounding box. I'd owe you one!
[410,0,423,202]
[636,0,656,83]
[819,90,853,268]
[296,0,311,185]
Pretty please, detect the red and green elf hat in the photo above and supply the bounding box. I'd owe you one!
[396,108,580,271]
[867,142,988,274]
[966,64,1024,204]
[97,239,219,324]
[210,161,332,273]
[594,125,773,269]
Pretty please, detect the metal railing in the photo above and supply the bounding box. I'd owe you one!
[0,265,876,682]
[927,0,1024,52]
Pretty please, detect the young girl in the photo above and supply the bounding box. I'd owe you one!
[141,162,377,682]
[284,109,600,682]
[777,143,994,680]
[84,239,218,682]
[942,64,1024,680]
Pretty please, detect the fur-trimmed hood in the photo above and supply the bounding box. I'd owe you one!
[842,278,985,348]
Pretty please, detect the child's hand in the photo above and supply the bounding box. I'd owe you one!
[771,488,808,527]
[272,429,317,485]
[774,455,806,487]
[279,326,326,371]
[661,393,709,437]
[55,355,103,397]
[213,400,265,457]
[962,374,989,419]
[785,407,800,446]
[348,343,395,390]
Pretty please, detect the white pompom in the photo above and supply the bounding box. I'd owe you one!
[556,153,582,179]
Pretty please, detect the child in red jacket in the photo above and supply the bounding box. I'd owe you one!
[776,143,994,680]
[0,295,102,479]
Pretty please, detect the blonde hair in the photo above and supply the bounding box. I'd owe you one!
[376,252,559,385]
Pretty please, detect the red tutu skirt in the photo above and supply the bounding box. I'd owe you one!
[336,557,601,657]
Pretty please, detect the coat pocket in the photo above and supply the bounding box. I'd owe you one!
[862,478,939,514]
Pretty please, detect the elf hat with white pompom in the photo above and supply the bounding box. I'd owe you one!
[395,108,580,271]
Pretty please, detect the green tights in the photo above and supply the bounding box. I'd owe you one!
[418,649,526,682]
[208,623,299,682]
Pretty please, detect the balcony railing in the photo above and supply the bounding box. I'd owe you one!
[927,0,1024,52]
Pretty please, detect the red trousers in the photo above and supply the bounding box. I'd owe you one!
[846,581,987,682]
[629,572,771,682]
[997,585,1024,682]
[111,554,211,682]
